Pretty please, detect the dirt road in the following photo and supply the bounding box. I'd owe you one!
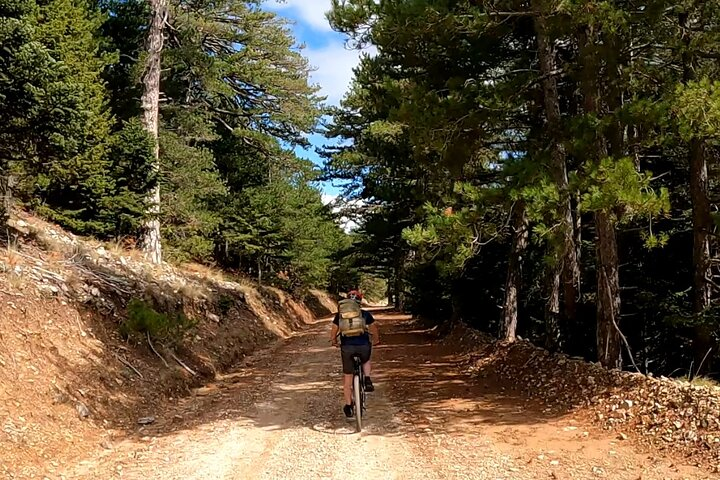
[66,311,711,479]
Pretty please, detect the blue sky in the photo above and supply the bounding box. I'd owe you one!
[266,0,372,200]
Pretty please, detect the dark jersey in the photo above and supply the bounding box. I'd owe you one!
[333,310,375,346]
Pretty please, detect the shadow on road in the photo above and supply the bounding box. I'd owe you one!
[111,310,575,444]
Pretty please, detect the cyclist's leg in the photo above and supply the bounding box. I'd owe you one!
[358,343,371,371]
[343,374,353,404]
[358,344,374,391]
[340,346,355,409]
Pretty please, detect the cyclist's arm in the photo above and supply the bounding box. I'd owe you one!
[368,322,380,345]
[330,321,340,346]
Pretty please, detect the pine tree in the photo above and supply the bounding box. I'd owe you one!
[0,0,94,224]
[23,0,114,233]
[328,0,676,369]
[160,131,225,262]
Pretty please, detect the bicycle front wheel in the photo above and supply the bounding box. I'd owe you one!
[353,374,362,433]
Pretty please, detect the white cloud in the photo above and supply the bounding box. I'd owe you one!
[268,0,333,31]
[305,43,374,105]
[267,0,376,106]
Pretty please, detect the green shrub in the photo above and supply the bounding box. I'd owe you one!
[120,298,194,342]
[217,294,234,315]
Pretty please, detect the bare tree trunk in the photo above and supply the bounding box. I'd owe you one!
[595,210,622,368]
[393,270,405,311]
[533,8,579,326]
[579,27,623,369]
[574,195,582,276]
[689,135,715,376]
[392,256,406,311]
[545,263,562,350]
[678,12,715,376]
[0,172,14,225]
[140,0,167,265]
[690,140,712,313]
[501,202,529,342]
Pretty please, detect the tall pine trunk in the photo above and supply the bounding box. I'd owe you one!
[689,139,714,375]
[545,263,562,350]
[595,210,622,367]
[579,27,623,369]
[679,12,715,375]
[690,139,712,314]
[501,201,529,342]
[393,259,406,311]
[533,9,579,330]
[140,0,167,264]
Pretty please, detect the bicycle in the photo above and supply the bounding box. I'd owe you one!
[351,353,366,432]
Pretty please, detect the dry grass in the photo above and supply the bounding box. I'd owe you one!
[180,262,229,283]
[4,271,26,291]
[2,240,21,267]
[27,226,68,255]
[104,238,144,262]
[177,281,207,301]
[64,269,85,293]
[0,241,26,291]
[676,376,720,388]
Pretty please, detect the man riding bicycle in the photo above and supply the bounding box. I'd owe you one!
[330,290,380,418]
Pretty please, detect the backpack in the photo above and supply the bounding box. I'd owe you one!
[337,299,367,337]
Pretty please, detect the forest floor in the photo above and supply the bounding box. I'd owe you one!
[64,310,713,480]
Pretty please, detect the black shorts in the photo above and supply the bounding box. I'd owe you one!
[340,344,372,375]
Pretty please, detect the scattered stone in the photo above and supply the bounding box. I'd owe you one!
[464,322,720,469]
[37,284,59,296]
[75,402,90,419]
[137,416,156,425]
[53,392,70,405]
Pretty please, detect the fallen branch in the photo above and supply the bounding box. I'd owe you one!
[147,332,169,367]
[601,266,641,374]
[74,313,88,338]
[167,350,198,376]
[70,265,134,295]
[115,353,143,379]
[29,265,65,282]
[693,347,713,379]
[522,351,537,369]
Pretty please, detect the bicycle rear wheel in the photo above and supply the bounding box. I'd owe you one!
[353,374,362,432]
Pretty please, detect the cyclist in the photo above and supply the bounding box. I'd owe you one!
[330,290,380,418]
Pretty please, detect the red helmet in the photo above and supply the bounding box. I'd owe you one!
[348,290,363,302]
